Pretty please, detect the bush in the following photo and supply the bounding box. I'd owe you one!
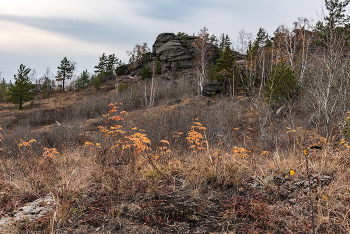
[142,66,152,80]
[116,64,128,76]
[176,59,180,71]
[265,61,299,107]
[94,75,102,90]
[118,83,127,93]
[156,61,162,75]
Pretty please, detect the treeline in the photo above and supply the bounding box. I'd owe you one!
[0,53,128,109]
[1,0,350,141]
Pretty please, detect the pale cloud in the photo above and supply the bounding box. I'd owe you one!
[0,20,111,54]
[0,0,335,81]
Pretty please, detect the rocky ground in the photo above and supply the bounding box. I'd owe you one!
[0,173,335,233]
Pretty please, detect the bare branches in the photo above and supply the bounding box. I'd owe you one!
[306,16,350,139]
[192,27,213,94]
[126,43,150,70]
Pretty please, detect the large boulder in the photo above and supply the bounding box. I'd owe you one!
[152,33,198,71]
[202,83,225,96]
[151,33,220,72]
[156,40,195,70]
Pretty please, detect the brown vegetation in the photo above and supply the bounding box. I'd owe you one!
[0,70,350,233]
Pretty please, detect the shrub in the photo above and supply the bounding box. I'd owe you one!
[94,75,102,90]
[176,59,180,71]
[142,66,152,80]
[265,61,299,107]
[118,83,127,93]
[156,61,162,75]
[115,63,128,76]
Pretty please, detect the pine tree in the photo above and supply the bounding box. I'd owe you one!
[106,54,118,76]
[56,57,75,92]
[76,69,90,89]
[325,0,350,28]
[155,61,162,75]
[94,53,107,75]
[219,34,231,52]
[7,64,35,109]
[0,79,7,102]
[265,61,299,107]
[94,75,102,90]
[94,53,119,78]
[215,46,236,95]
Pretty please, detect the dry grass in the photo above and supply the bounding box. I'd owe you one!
[0,77,350,233]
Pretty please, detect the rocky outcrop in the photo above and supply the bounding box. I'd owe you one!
[126,32,242,80]
[202,83,225,96]
[156,40,195,70]
[153,33,197,71]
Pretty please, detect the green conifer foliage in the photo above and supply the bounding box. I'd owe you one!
[7,64,35,109]
[265,62,299,107]
[76,69,90,89]
[0,79,7,102]
[215,46,236,93]
[56,57,75,92]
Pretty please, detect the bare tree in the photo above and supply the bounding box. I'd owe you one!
[273,18,314,84]
[142,62,157,107]
[39,67,54,91]
[192,27,212,94]
[236,29,252,55]
[126,43,150,70]
[293,17,314,83]
[307,18,350,139]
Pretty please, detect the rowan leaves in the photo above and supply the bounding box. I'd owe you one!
[186,120,207,153]
[43,147,60,158]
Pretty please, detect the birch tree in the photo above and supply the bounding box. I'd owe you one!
[306,0,350,139]
[192,27,212,94]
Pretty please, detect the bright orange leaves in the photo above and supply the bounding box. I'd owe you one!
[18,139,36,148]
[43,147,60,158]
[186,120,207,153]
[124,132,151,153]
[232,146,249,158]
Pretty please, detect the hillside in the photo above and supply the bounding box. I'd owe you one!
[0,67,349,233]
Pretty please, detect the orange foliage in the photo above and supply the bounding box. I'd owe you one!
[18,139,36,148]
[42,147,60,158]
[186,120,207,153]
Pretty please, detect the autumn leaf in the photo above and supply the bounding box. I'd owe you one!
[323,194,329,201]
[160,140,170,145]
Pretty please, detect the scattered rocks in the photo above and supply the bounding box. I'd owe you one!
[247,174,332,191]
[116,75,141,84]
[276,105,285,117]
[294,174,332,188]
[167,99,182,106]
[0,196,55,231]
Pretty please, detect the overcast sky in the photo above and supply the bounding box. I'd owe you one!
[0,0,328,82]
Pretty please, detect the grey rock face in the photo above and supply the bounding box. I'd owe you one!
[155,40,195,71]
[152,33,199,72]
[152,33,176,53]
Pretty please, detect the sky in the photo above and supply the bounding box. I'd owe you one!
[0,0,328,82]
